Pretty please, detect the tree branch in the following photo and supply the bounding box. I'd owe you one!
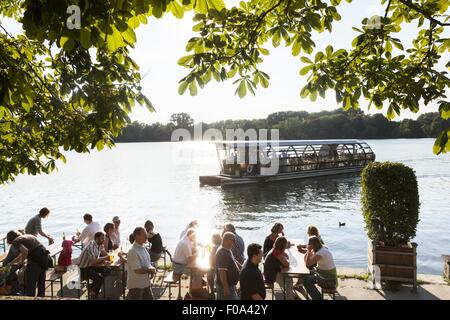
[397,0,450,27]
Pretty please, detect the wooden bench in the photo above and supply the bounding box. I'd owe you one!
[45,269,65,298]
[320,286,337,300]
[163,271,182,300]
[264,282,275,300]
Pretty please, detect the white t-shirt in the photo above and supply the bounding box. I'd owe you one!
[316,247,336,270]
[110,229,120,245]
[126,243,152,289]
[79,221,102,246]
[173,238,193,265]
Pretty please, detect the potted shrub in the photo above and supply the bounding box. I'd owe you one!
[361,162,420,292]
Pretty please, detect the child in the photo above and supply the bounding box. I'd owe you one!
[55,240,73,272]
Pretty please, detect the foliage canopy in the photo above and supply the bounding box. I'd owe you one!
[177,0,450,154]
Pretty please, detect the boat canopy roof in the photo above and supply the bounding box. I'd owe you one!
[211,139,369,148]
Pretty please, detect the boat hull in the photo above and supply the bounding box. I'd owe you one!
[200,165,365,188]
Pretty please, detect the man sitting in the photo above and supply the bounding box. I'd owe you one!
[72,214,101,247]
[76,231,110,299]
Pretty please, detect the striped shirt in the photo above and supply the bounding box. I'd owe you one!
[77,240,103,268]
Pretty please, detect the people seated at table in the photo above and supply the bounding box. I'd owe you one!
[144,220,164,262]
[3,230,53,297]
[263,236,294,300]
[222,224,245,265]
[240,243,265,300]
[263,223,284,257]
[126,227,156,300]
[303,236,337,300]
[72,214,102,247]
[207,233,222,294]
[76,231,110,300]
[297,225,325,254]
[24,207,54,245]
[216,232,241,300]
[103,223,118,251]
[179,220,199,239]
[111,216,121,246]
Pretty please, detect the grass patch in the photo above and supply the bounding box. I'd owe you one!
[337,273,369,281]
[416,278,430,285]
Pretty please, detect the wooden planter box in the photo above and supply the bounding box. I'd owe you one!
[368,240,417,292]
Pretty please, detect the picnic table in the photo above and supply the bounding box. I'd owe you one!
[98,248,128,299]
[45,242,65,298]
[281,239,311,300]
[0,234,6,253]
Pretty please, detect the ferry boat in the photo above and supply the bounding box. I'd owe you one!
[199,140,376,188]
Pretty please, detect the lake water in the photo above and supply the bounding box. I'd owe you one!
[0,139,448,275]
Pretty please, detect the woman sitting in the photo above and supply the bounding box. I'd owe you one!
[144,220,164,262]
[103,223,118,251]
[303,236,337,300]
[297,225,325,254]
[263,236,294,300]
[263,223,284,257]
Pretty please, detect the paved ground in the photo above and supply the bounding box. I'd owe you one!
[1,267,449,300]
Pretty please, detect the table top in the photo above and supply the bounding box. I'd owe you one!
[282,239,310,275]
[47,243,63,258]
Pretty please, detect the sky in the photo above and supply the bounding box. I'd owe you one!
[3,0,449,124]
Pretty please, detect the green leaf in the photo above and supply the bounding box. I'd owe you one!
[171,1,185,19]
[80,29,92,49]
[299,65,313,76]
[178,81,189,95]
[189,81,198,96]
[122,28,137,44]
[60,37,74,51]
[292,38,301,56]
[178,55,193,66]
[300,56,313,64]
[325,45,333,58]
[235,80,247,98]
[106,27,126,52]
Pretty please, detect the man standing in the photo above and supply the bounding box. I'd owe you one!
[77,232,110,299]
[239,243,266,300]
[72,214,102,247]
[25,207,54,245]
[3,230,52,297]
[223,224,245,265]
[216,232,240,300]
[126,227,156,300]
[110,216,121,246]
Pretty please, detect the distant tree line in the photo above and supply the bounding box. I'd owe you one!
[115,109,450,142]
